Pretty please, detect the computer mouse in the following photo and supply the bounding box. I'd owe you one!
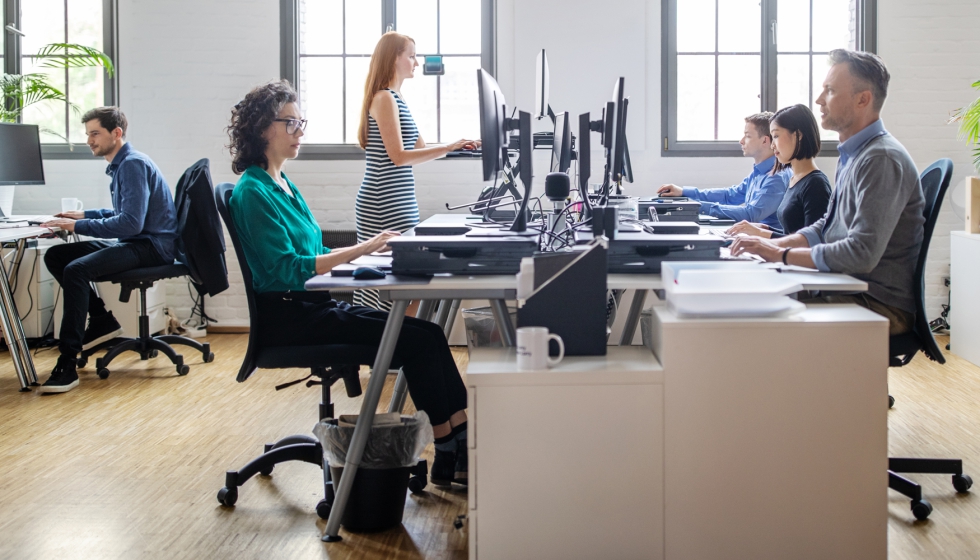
[352,266,386,280]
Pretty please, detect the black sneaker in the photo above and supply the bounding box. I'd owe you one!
[39,356,79,394]
[431,448,457,487]
[81,312,124,351]
[454,440,468,485]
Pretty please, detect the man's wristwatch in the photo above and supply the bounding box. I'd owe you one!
[781,248,791,265]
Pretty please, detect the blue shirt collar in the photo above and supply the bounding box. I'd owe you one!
[752,155,777,176]
[105,142,133,176]
[838,119,887,166]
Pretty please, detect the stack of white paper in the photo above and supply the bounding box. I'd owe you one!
[662,262,805,318]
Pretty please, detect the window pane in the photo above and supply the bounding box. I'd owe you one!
[717,55,760,141]
[677,0,714,52]
[67,0,103,51]
[397,0,437,54]
[676,55,715,141]
[812,55,838,141]
[345,0,382,55]
[301,0,343,55]
[777,54,809,109]
[22,0,66,55]
[440,0,481,54]
[399,71,437,143]
[441,56,480,141]
[811,0,853,52]
[301,57,344,144]
[717,0,760,53]
[345,57,372,143]
[21,58,67,143]
[68,66,104,143]
[777,0,809,52]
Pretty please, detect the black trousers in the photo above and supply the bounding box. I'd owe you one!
[44,240,167,357]
[256,294,467,426]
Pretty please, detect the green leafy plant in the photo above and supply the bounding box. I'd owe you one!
[1,43,114,130]
[950,80,980,174]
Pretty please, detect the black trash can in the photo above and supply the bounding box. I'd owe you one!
[328,465,413,532]
[314,412,433,533]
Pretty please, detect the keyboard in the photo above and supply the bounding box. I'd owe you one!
[1,215,57,225]
[445,150,482,158]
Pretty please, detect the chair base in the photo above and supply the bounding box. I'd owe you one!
[80,333,213,378]
[888,457,973,520]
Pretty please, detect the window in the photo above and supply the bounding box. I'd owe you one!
[3,0,118,157]
[281,0,494,159]
[662,0,876,156]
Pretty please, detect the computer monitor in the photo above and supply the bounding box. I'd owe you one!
[0,123,45,185]
[607,77,628,187]
[535,49,554,123]
[551,111,572,173]
[578,112,595,220]
[476,68,534,232]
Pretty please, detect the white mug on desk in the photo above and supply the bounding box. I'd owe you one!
[516,327,564,371]
[61,198,83,213]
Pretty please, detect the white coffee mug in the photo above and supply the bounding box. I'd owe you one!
[516,326,565,371]
[61,198,83,213]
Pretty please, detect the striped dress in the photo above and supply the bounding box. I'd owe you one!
[355,88,421,310]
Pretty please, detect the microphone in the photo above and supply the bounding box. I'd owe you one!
[545,172,570,214]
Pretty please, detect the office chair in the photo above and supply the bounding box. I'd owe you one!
[887,159,972,520]
[212,182,426,518]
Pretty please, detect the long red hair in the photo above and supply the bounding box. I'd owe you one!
[358,32,415,149]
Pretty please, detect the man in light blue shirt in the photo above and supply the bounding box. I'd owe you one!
[658,113,791,229]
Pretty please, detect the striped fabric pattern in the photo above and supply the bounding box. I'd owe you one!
[354,88,420,310]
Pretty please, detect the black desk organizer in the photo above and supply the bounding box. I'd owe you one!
[638,197,702,222]
[575,231,724,273]
[389,235,538,276]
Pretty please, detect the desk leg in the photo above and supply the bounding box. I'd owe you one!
[490,299,515,347]
[416,299,437,323]
[442,299,461,338]
[324,298,409,542]
[388,299,436,414]
[433,299,453,332]
[0,241,37,390]
[619,289,647,346]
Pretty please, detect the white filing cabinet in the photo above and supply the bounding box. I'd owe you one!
[951,231,980,367]
[1,240,57,339]
[465,347,665,560]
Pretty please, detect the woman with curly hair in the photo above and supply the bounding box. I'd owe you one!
[355,31,478,310]
[227,80,468,487]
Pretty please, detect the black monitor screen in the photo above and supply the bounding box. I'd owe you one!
[0,123,45,185]
[551,111,571,173]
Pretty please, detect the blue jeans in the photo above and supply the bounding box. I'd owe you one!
[44,240,168,357]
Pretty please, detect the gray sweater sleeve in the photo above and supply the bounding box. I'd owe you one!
[810,154,912,275]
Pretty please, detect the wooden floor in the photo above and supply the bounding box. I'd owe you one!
[0,334,978,559]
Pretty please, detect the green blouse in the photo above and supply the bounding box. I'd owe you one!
[230,166,329,293]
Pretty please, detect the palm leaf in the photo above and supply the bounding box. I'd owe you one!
[33,43,115,77]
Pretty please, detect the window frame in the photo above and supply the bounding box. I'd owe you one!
[3,0,119,160]
[281,0,495,160]
[661,0,877,158]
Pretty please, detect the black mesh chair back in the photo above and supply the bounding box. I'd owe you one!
[890,159,953,366]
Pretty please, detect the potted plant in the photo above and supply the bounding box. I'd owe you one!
[950,79,980,174]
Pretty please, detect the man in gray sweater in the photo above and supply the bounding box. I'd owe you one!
[731,49,924,335]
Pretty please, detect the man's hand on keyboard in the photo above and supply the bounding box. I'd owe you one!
[55,211,84,219]
[42,218,76,232]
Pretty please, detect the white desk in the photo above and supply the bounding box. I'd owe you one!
[951,231,980,366]
[0,225,61,390]
[465,304,888,560]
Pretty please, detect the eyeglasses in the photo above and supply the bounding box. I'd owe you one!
[274,118,308,135]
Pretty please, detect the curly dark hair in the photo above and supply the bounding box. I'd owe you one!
[227,80,298,174]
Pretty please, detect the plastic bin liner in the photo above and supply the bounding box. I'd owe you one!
[463,306,517,350]
[313,411,434,469]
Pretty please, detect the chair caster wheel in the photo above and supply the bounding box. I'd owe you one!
[177,364,190,375]
[888,395,895,408]
[97,368,110,380]
[316,498,332,519]
[149,349,159,358]
[204,352,215,363]
[953,474,973,493]
[217,487,238,507]
[408,475,427,494]
[912,499,933,521]
[260,465,274,476]
[76,357,88,368]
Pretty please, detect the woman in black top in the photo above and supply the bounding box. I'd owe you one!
[727,104,831,238]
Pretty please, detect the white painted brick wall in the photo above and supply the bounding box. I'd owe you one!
[24,0,980,326]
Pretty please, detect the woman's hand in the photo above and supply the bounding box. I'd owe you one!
[729,236,782,262]
[446,139,481,152]
[726,221,772,238]
[363,231,400,254]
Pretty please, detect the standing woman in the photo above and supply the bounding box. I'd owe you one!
[355,31,478,310]
[726,104,832,239]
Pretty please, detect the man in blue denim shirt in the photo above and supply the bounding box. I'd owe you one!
[658,113,791,229]
[40,107,178,393]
